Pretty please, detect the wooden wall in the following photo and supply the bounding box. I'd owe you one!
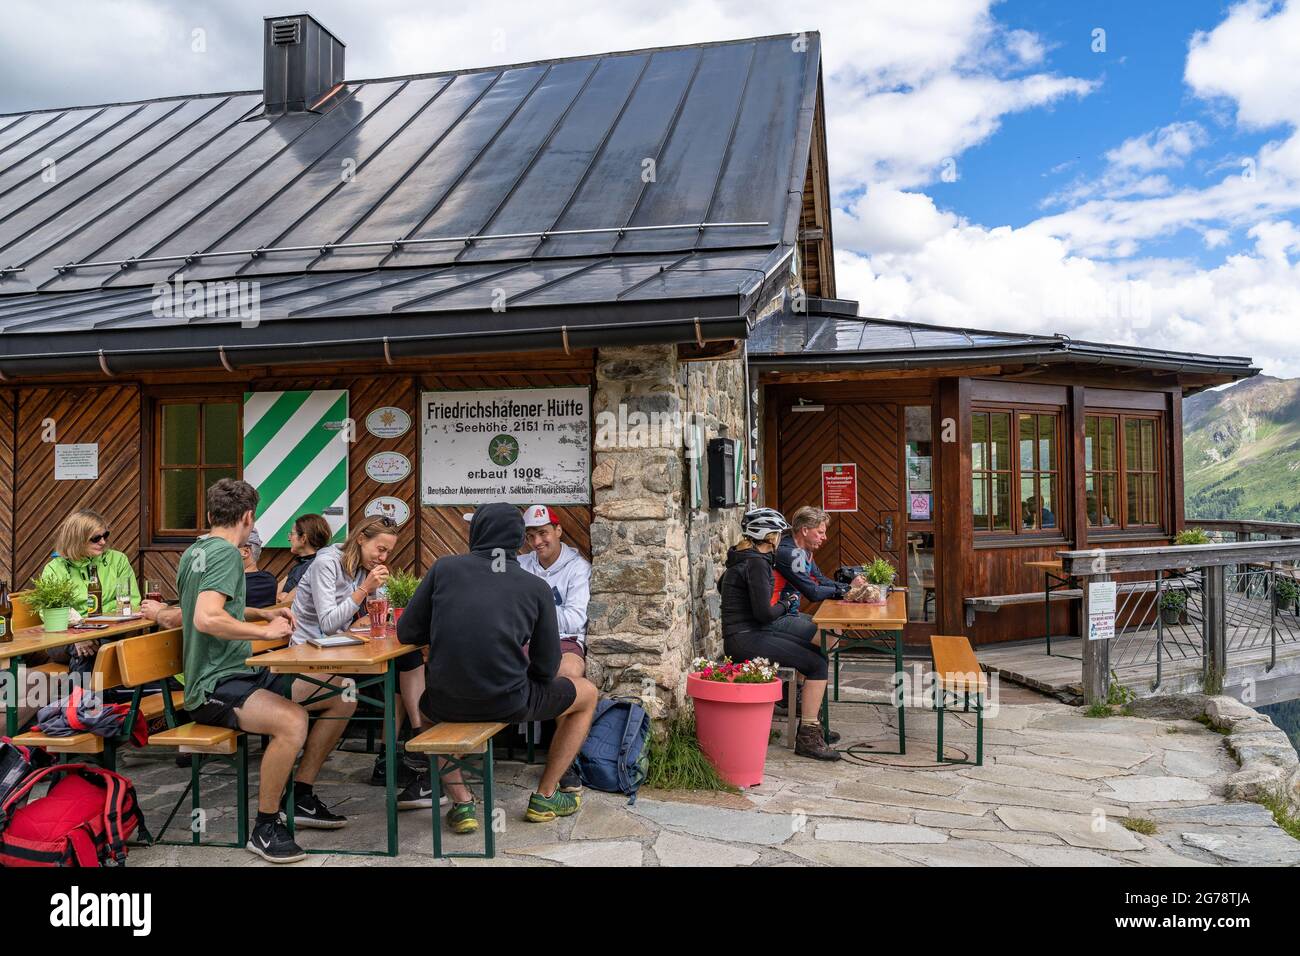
[0,390,12,587]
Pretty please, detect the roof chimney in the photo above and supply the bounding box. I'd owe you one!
[262,13,345,113]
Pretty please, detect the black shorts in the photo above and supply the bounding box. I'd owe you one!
[422,676,577,725]
[189,669,293,730]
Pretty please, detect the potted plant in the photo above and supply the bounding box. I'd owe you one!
[1159,588,1186,626]
[24,574,80,632]
[1174,529,1212,545]
[386,570,420,624]
[1275,576,1299,614]
[686,656,782,787]
[850,557,897,605]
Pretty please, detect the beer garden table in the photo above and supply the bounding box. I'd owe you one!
[1024,559,1073,656]
[812,592,909,753]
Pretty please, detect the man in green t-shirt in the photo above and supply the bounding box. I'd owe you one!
[179,479,356,864]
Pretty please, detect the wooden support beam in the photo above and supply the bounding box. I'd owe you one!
[676,340,742,362]
[758,365,1002,385]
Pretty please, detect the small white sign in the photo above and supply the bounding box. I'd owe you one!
[1088,580,1117,641]
[364,496,411,526]
[366,452,411,484]
[365,406,411,439]
[55,443,99,480]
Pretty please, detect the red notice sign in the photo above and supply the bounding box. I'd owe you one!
[821,463,858,512]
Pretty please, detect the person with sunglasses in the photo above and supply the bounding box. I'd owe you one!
[277,513,331,604]
[40,509,144,668]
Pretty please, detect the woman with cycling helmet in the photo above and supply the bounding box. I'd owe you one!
[717,508,840,761]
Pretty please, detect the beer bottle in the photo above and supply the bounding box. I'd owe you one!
[86,563,102,616]
[0,579,11,643]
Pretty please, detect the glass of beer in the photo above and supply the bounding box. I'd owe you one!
[367,596,389,638]
[144,579,163,603]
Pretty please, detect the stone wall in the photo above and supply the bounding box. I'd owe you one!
[585,344,747,718]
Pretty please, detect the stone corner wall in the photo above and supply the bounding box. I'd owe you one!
[584,345,747,720]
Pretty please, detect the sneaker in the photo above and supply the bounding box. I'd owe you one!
[396,771,449,810]
[246,820,307,864]
[369,753,419,789]
[559,764,583,793]
[287,792,348,829]
[525,789,581,822]
[446,801,478,834]
[794,724,841,762]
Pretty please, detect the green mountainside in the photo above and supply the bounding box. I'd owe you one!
[1184,375,1300,522]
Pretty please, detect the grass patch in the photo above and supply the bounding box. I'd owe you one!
[645,714,738,793]
[1255,790,1300,842]
[1084,702,1113,718]
[1121,816,1158,836]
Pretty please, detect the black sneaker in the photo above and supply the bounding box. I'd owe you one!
[287,792,348,829]
[369,753,419,789]
[247,820,307,863]
[559,764,583,793]
[396,771,449,810]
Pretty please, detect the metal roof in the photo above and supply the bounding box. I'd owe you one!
[749,302,1260,379]
[0,32,820,374]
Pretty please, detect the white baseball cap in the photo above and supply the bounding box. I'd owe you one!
[522,504,560,528]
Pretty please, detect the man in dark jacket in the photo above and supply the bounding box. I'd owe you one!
[774,506,849,605]
[398,503,597,833]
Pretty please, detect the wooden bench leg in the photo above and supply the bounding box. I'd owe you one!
[483,740,496,860]
[428,745,496,860]
[429,755,443,859]
[935,688,945,762]
[236,735,250,847]
[975,694,984,767]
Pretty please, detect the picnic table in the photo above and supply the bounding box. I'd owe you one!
[1025,559,1075,656]
[1,615,155,735]
[812,592,909,754]
[245,623,416,858]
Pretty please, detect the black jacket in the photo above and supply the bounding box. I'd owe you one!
[773,533,846,603]
[717,545,795,637]
[398,503,561,722]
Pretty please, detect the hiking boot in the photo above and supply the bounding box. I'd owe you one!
[369,752,419,789]
[447,802,478,834]
[286,791,348,829]
[559,763,583,793]
[525,789,581,822]
[396,771,449,810]
[794,724,841,762]
[247,820,306,864]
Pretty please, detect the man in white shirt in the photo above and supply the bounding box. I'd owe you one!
[518,505,591,680]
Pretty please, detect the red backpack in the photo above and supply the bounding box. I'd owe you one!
[0,764,149,867]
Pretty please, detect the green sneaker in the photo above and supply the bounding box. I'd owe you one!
[525,789,581,822]
[446,801,478,834]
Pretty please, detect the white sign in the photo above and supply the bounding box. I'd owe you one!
[1088,580,1117,641]
[420,387,590,505]
[366,451,411,484]
[55,443,99,480]
[366,406,411,439]
[364,496,411,526]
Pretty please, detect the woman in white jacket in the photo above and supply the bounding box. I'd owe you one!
[291,517,432,803]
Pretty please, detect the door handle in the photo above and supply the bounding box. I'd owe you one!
[876,515,895,551]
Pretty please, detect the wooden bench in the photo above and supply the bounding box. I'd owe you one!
[12,642,125,766]
[407,721,507,860]
[930,635,987,766]
[963,589,1082,627]
[117,628,249,848]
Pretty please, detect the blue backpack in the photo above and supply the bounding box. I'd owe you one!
[576,698,650,804]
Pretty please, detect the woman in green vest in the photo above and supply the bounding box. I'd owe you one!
[41,509,142,667]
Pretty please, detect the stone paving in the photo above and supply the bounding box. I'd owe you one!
[123,671,1300,867]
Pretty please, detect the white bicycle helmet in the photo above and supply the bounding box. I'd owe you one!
[741,507,790,541]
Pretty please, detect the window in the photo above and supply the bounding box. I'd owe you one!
[1085,413,1162,531]
[972,408,1063,536]
[155,399,241,536]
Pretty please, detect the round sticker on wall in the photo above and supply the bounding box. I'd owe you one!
[365,451,411,484]
[366,406,411,439]
[364,496,411,526]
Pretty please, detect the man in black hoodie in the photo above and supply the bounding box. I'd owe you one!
[398,503,597,831]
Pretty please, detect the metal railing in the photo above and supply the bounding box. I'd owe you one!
[1058,534,1300,703]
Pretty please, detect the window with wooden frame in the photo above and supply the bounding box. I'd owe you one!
[1084,413,1163,531]
[154,399,241,537]
[971,407,1064,536]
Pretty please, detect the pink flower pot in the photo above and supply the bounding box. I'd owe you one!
[687,673,782,787]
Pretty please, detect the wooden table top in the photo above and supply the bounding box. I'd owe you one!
[245,627,417,674]
[813,591,908,629]
[0,615,155,662]
[1024,560,1066,572]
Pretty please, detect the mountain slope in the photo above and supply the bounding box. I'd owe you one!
[1184,375,1300,521]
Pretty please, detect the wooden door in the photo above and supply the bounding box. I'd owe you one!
[777,402,904,603]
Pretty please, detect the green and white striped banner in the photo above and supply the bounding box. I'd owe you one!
[243,390,349,548]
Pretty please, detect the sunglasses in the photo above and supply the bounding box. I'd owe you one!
[89,531,111,545]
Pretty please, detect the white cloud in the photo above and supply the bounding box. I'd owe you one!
[1185,0,1300,130]
[1106,121,1209,172]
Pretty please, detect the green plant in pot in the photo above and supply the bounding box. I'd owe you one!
[25,573,81,632]
[1174,529,1212,545]
[386,570,420,623]
[1275,576,1300,614]
[1159,588,1187,626]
